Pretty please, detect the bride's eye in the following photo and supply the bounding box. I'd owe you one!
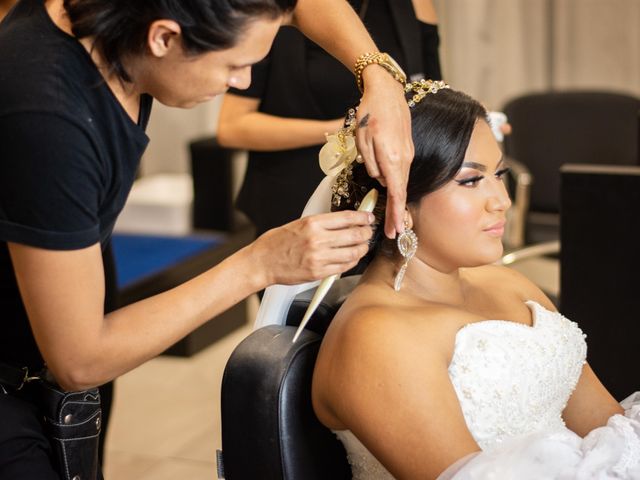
[456,175,484,187]
[495,167,510,179]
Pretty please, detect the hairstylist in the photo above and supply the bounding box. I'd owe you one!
[0,0,411,478]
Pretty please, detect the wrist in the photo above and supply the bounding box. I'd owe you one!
[362,64,406,91]
[238,241,271,292]
[355,52,407,93]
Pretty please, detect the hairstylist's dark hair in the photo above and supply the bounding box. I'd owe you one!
[334,87,488,261]
[63,0,297,82]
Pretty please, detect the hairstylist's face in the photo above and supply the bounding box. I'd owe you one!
[142,16,283,108]
[411,120,511,272]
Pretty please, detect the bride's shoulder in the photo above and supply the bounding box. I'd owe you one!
[325,292,468,360]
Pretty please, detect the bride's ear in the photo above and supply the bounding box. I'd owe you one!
[404,209,415,230]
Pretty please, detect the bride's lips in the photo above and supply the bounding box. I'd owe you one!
[483,220,506,236]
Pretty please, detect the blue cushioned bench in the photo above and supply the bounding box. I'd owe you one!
[111,227,254,356]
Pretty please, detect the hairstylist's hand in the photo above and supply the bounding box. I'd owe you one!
[356,66,413,238]
[251,211,374,286]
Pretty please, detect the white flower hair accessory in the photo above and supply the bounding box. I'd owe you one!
[318,107,360,177]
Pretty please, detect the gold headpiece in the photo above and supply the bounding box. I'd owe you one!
[404,79,450,108]
[319,80,450,206]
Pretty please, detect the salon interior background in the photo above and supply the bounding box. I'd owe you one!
[141,0,640,177]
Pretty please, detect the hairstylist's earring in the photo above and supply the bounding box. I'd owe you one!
[394,226,418,291]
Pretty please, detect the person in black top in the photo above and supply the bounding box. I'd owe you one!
[218,0,442,237]
[0,0,416,477]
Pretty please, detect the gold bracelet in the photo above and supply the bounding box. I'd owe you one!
[354,52,407,93]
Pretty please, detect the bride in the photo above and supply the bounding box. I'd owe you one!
[307,82,640,479]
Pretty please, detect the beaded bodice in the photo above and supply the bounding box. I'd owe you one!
[334,301,588,479]
[448,301,587,450]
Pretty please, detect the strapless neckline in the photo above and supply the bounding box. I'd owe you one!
[448,301,587,450]
[455,300,542,337]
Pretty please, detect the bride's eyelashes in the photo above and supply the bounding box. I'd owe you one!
[455,167,510,188]
[495,167,510,179]
[456,175,484,187]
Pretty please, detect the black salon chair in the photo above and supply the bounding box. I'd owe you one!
[502,90,640,250]
[498,91,640,305]
[219,276,360,480]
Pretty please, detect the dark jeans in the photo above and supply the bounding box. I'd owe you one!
[0,385,59,479]
[0,383,104,480]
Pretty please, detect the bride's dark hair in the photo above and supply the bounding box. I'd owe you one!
[333,87,488,262]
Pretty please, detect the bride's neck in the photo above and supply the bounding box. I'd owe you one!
[367,254,468,306]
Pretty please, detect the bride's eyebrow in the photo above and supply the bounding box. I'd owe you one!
[460,161,486,172]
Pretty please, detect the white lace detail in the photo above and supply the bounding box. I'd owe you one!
[448,301,587,450]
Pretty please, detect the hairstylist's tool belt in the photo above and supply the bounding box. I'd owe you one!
[0,362,102,480]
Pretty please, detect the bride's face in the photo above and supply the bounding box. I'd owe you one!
[411,120,511,271]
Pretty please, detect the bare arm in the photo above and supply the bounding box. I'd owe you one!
[563,363,624,436]
[412,0,438,24]
[216,94,343,151]
[0,0,15,20]
[290,0,413,238]
[9,211,374,391]
[313,309,479,479]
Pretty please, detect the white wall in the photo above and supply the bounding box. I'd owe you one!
[140,97,222,176]
[552,0,640,95]
[435,0,640,109]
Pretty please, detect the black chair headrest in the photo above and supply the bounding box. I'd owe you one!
[286,275,361,335]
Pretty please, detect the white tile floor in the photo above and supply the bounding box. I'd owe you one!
[103,297,257,480]
[104,259,559,479]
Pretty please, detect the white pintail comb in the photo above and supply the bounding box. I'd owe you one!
[292,188,378,343]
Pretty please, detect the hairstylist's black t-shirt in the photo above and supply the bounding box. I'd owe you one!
[0,0,152,369]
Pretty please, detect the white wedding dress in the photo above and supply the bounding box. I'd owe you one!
[334,301,640,479]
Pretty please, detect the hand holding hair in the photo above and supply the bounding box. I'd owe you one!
[249,210,374,288]
[355,67,413,239]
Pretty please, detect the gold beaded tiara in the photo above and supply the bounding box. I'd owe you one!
[405,79,450,108]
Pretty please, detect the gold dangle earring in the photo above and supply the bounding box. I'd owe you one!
[394,221,418,292]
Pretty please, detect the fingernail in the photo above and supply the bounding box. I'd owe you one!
[368,213,375,223]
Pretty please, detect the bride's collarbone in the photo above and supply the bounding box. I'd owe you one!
[341,278,532,334]
[399,293,533,332]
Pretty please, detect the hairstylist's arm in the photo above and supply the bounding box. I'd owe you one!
[217,94,343,151]
[8,210,373,391]
[289,0,413,238]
